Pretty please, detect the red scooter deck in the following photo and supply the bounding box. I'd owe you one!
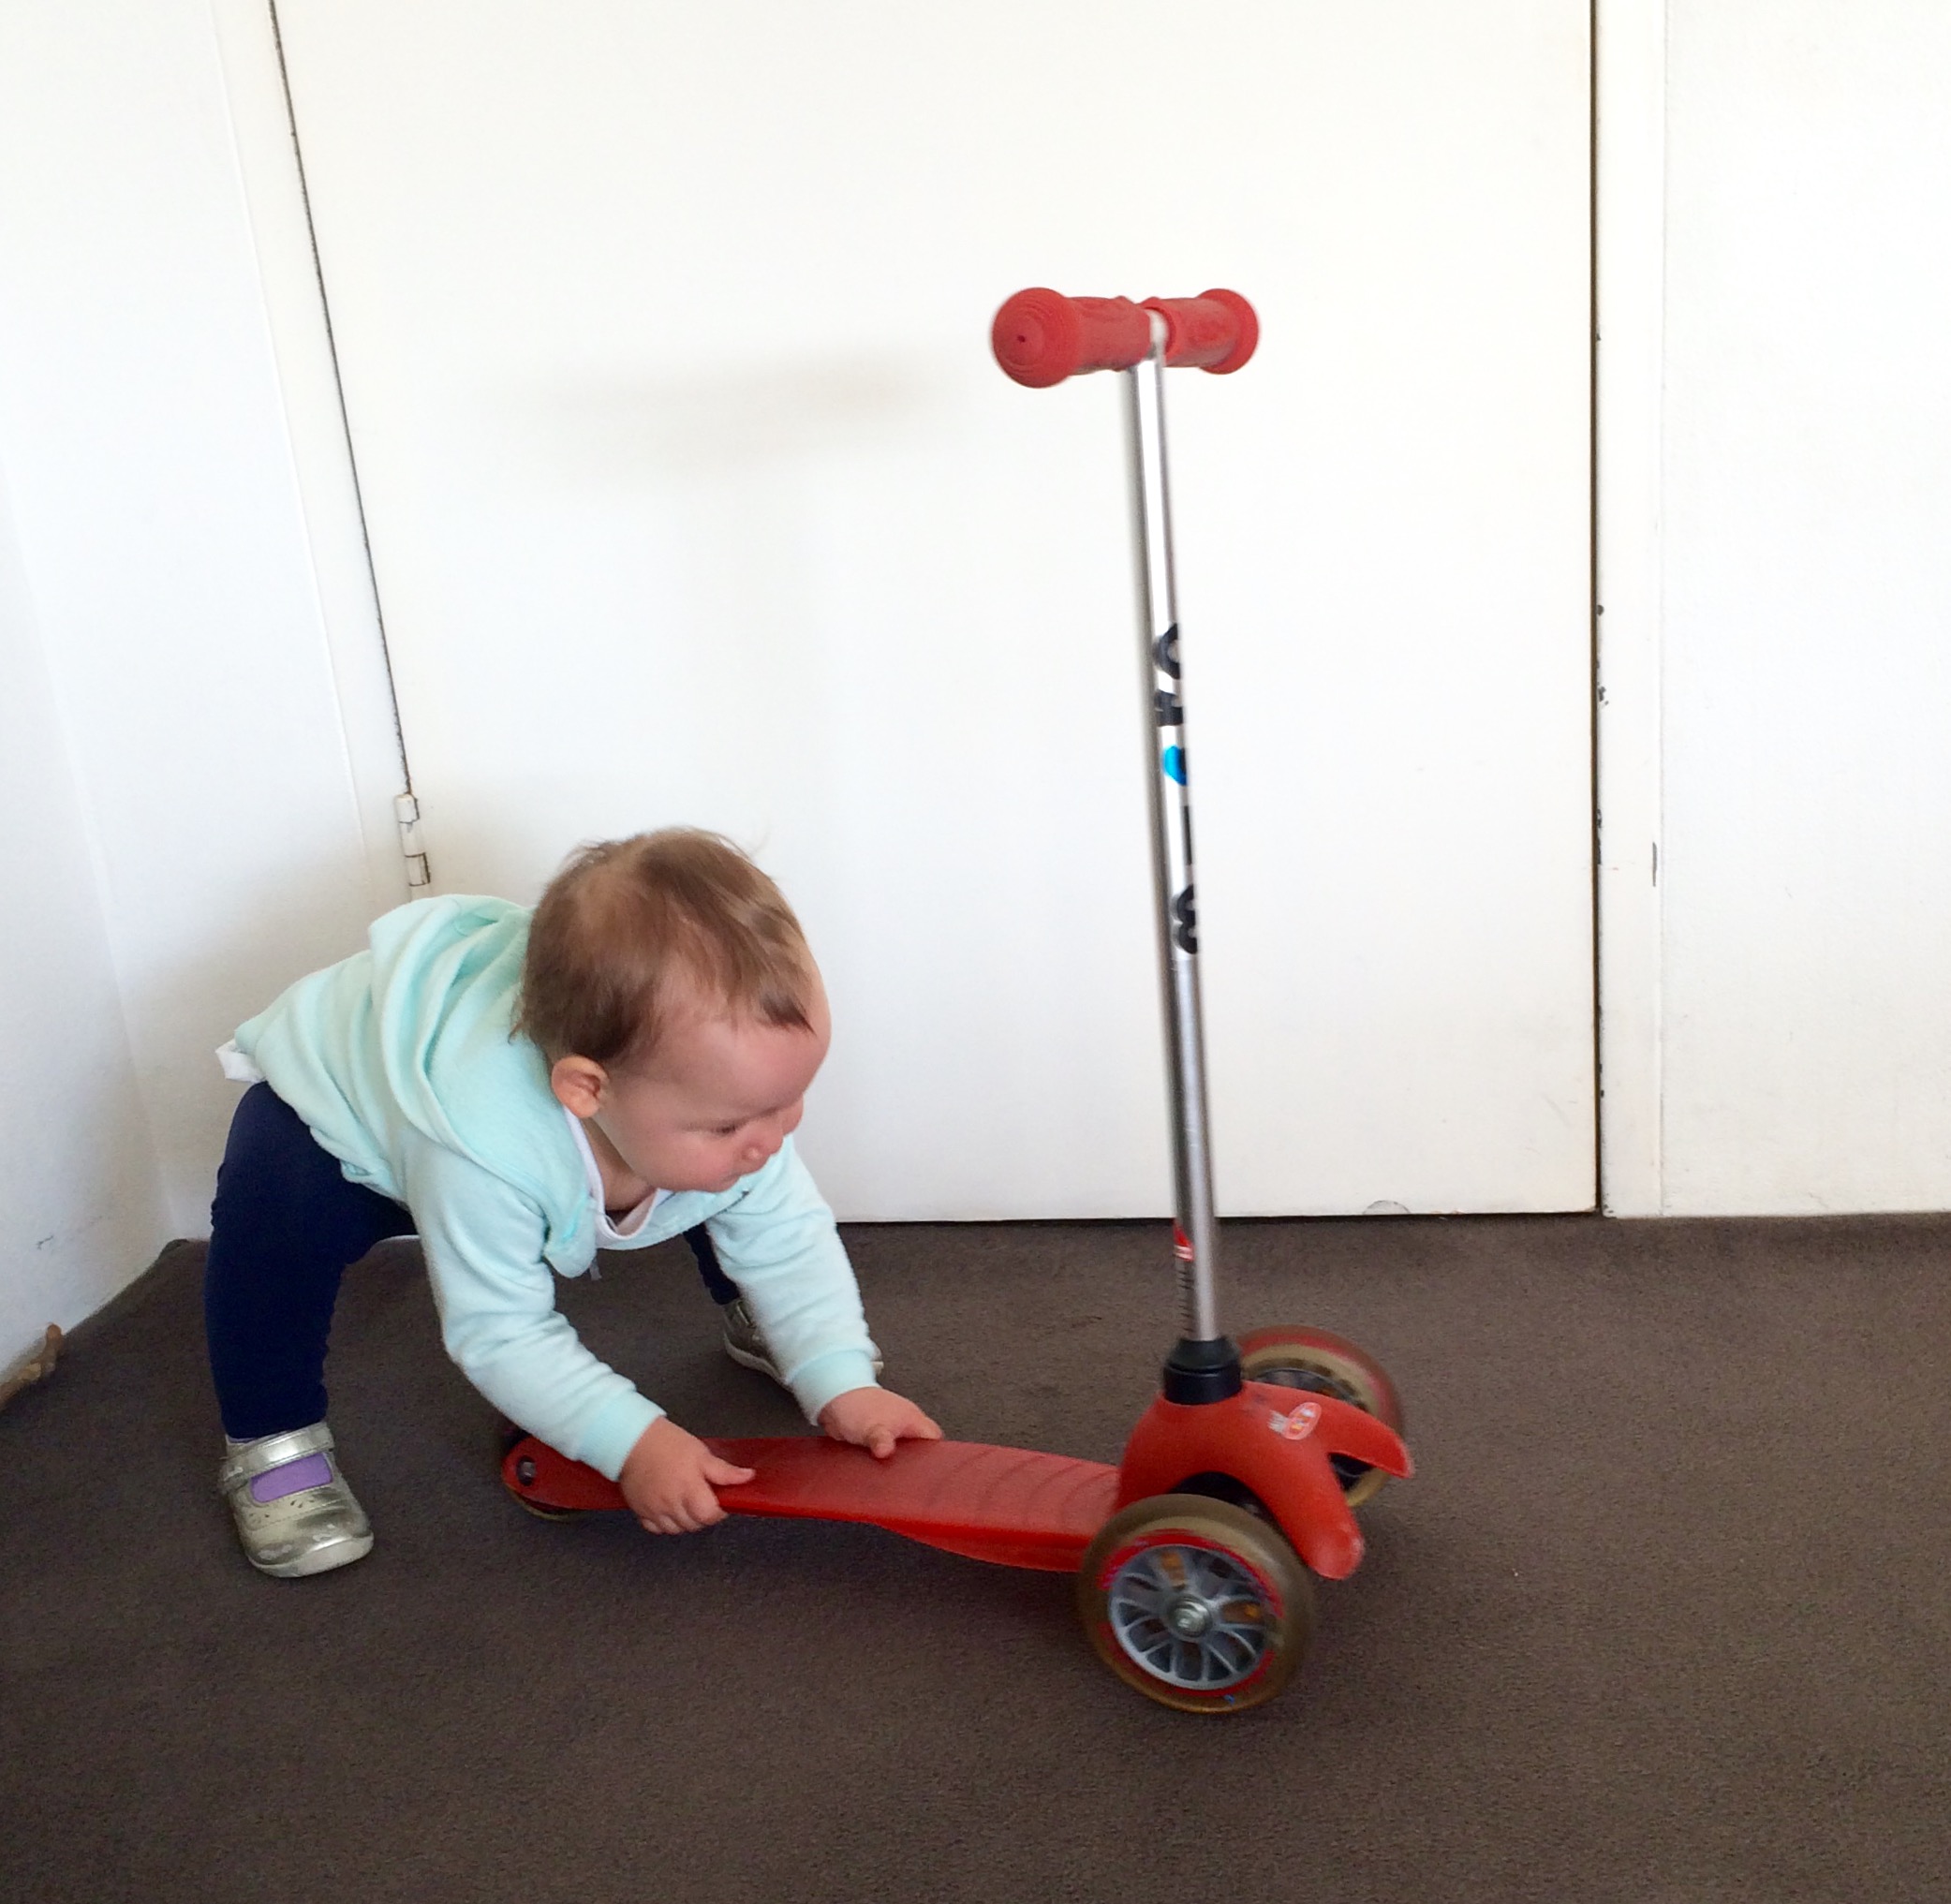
[505,1434,1121,1573]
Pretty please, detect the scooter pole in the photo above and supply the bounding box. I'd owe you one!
[1123,317,1238,1402]
[991,287,1259,1405]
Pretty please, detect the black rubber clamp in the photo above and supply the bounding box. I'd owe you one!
[1161,1335,1243,1406]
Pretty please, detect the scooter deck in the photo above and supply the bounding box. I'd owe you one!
[504,1434,1121,1572]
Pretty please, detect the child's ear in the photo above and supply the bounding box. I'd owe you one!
[549,1055,608,1120]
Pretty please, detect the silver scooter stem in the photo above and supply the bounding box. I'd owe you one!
[1124,314,1223,1349]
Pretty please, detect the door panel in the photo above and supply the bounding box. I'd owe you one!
[275,0,1594,1217]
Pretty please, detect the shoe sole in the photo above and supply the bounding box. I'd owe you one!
[250,1529,375,1580]
[721,1339,886,1384]
[722,1336,785,1383]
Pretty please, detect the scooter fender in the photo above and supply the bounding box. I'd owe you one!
[1115,1380,1412,1580]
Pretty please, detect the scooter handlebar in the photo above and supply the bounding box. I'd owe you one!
[991,288,1257,388]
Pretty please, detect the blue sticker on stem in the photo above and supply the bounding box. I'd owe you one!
[1162,745,1186,784]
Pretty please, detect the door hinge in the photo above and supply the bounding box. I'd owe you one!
[393,791,431,889]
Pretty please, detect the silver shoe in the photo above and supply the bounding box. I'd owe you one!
[217,1422,373,1579]
[721,1297,883,1385]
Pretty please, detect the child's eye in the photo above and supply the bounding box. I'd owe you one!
[713,1123,744,1138]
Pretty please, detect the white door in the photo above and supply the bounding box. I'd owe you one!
[273,1,1595,1219]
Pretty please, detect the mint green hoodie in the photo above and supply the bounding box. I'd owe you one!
[230,894,879,1479]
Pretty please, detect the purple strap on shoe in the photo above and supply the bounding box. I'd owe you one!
[250,1453,333,1503]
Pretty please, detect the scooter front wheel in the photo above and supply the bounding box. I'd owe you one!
[1238,1325,1404,1510]
[1077,1495,1314,1714]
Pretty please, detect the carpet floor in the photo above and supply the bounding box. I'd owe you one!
[2,1214,1947,1903]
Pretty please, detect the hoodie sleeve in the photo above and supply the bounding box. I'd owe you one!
[704,1136,879,1424]
[402,1132,660,1481]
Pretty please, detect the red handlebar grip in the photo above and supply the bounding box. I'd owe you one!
[991,289,1150,388]
[1143,289,1259,375]
[992,288,1257,387]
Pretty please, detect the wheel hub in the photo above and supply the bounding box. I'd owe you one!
[1164,1594,1214,1638]
[1106,1541,1274,1691]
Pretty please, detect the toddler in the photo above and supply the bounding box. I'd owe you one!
[206,829,939,1576]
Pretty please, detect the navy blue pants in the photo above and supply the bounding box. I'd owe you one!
[204,1082,736,1441]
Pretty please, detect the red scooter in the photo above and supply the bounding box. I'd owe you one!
[503,290,1412,1714]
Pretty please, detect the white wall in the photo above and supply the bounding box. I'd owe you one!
[0,473,169,1365]
[1654,1,1951,1212]
[2,0,1946,1351]
[0,0,399,1355]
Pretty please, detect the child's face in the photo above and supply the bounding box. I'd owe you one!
[552,974,833,1195]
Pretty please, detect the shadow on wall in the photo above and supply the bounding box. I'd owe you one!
[498,353,947,483]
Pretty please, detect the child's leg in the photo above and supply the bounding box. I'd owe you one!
[204,1083,407,1577]
[204,1083,409,1439]
[684,1225,739,1306]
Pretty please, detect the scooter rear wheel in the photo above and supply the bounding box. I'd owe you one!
[1078,1494,1314,1714]
[498,1422,591,1521]
[1238,1325,1403,1510]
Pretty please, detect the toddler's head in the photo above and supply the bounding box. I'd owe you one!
[521,830,829,1192]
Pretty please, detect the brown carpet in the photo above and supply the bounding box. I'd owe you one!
[2,1214,1947,1903]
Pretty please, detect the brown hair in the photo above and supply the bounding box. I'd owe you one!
[517,830,815,1069]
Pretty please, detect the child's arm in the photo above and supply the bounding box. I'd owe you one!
[703,1137,885,1424]
[405,1136,665,1482]
[706,1143,941,1456]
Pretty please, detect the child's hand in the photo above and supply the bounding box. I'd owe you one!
[619,1415,755,1534]
[818,1386,943,1460]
